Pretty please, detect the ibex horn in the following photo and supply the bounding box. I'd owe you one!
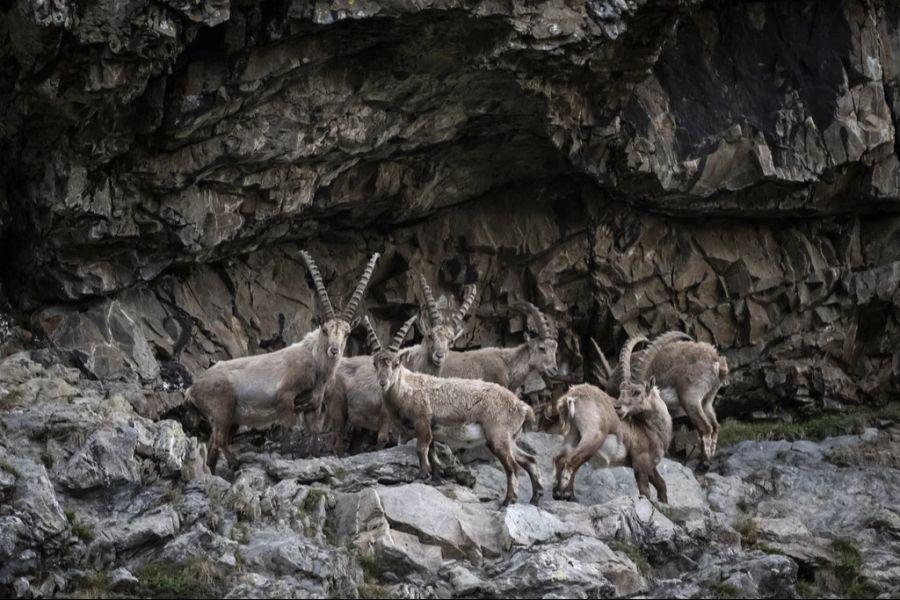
[389,314,419,353]
[619,334,650,384]
[417,273,442,327]
[634,330,693,383]
[363,316,382,354]
[451,284,477,330]
[300,251,336,321]
[342,253,381,322]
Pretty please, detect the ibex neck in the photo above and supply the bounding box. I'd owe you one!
[501,344,532,391]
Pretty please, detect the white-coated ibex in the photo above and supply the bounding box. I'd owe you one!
[440,301,559,393]
[554,334,673,503]
[189,251,380,470]
[324,275,477,455]
[364,315,542,507]
[591,330,728,462]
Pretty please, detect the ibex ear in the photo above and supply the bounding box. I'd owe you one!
[523,330,532,341]
[646,376,656,390]
[453,327,466,341]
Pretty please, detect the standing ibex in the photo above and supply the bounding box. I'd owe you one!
[591,330,728,462]
[440,301,559,393]
[364,315,542,507]
[404,273,477,375]
[189,251,380,470]
[324,275,477,455]
[554,335,672,503]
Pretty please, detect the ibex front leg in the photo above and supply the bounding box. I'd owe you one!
[276,391,299,457]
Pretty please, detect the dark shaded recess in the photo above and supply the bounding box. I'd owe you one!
[654,0,850,158]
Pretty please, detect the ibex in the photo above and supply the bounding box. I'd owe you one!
[404,273,477,375]
[553,335,672,503]
[324,275,478,455]
[440,301,559,393]
[189,251,380,470]
[364,315,542,507]
[591,330,728,461]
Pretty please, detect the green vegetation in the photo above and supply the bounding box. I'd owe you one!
[302,487,330,514]
[610,541,652,575]
[0,388,24,409]
[717,404,900,449]
[355,551,394,599]
[797,538,880,599]
[41,448,54,469]
[232,522,251,545]
[707,580,741,599]
[732,518,759,547]
[135,558,226,598]
[70,572,114,599]
[0,461,18,477]
[66,510,96,543]
[358,582,394,599]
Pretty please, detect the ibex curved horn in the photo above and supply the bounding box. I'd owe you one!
[634,330,694,383]
[619,333,649,384]
[417,273,442,327]
[451,284,477,330]
[512,301,551,338]
[363,316,382,354]
[590,338,612,386]
[389,314,419,353]
[342,253,381,322]
[300,251,336,321]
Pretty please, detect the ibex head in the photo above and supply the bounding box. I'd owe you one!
[301,251,380,362]
[364,314,418,392]
[513,301,559,378]
[416,273,477,369]
[615,333,662,419]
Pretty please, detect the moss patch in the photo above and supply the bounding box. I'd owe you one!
[0,388,24,410]
[707,580,741,599]
[717,404,900,449]
[302,487,330,514]
[610,541,653,575]
[70,572,114,599]
[135,558,226,598]
[66,511,96,543]
[732,518,759,547]
[0,461,18,477]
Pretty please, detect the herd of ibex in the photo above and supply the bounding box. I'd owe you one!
[188,251,729,507]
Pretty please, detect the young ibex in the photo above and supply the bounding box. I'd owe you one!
[364,315,542,507]
[189,251,380,470]
[554,335,673,503]
[440,301,559,393]
[324,276,477,455]
[591,330,728,461]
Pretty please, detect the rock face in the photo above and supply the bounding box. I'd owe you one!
[0,0,898,417]
[2,351,898,598]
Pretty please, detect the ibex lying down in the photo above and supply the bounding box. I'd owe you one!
[324,275,477,455]
[592,330,728,461]
[554,335,673,502]
[189,251,380,470]
[364,315,542,507]
[440,301,559,393]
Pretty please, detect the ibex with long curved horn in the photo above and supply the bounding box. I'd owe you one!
[553,334,672,503]
[189,251,380,470]
[440,301,559,393]
[324,275,479,455]
[591,330,728,462]
[365,314,542,507]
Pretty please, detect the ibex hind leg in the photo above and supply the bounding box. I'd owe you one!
[701,384,721,457]
[561,433,606,502]
[515,445,543,505]
[206,393,236,473]
[485,433,519,507]
[682,390,714,465]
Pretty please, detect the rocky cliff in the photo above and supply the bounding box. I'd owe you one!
[1,0,899,419]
